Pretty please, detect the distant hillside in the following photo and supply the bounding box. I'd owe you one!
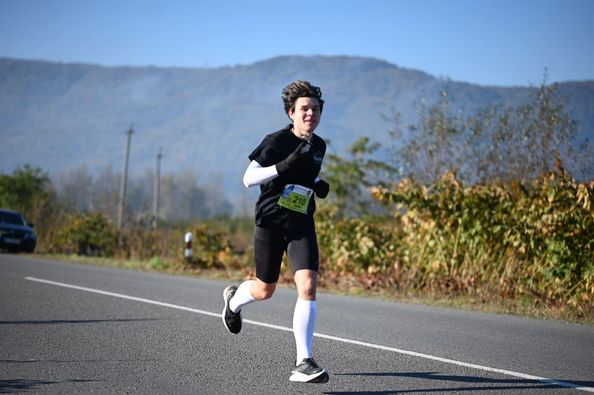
[1,55,592,202]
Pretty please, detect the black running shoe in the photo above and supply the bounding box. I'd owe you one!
[222,285,242,334]
[289,358,329,383]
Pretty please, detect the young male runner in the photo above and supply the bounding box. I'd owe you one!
[222,80,330,383]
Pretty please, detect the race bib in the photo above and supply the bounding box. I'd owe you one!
[278,184,313,214]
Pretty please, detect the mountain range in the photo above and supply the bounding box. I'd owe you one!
[1,55,592,202]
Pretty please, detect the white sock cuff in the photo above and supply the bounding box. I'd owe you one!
[229,280,256,313]
[295,298,316,309]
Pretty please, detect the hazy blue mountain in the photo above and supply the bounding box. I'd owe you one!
[1,56,592,203]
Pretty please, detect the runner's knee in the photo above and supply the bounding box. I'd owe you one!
[295,270,317,300]
[252,280,276,300]
[298,285,316,300]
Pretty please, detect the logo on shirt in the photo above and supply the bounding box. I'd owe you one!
[313,152,324,164]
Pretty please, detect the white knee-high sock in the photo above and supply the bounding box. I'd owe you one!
[293,298,317,365]
[229,280,256,313]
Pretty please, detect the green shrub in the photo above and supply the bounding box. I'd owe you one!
[51,213,118,256]
[368,169,593,315]
[186,224,233,269]
[317,206,397,275]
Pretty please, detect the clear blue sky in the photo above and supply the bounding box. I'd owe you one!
[1,0,592,86]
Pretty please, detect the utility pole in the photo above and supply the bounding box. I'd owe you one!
[152,147,162,229]
[117,124,134,229]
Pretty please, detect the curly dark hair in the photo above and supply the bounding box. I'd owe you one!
[281,80,325,116]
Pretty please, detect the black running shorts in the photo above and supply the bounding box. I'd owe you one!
[254,221,320,284]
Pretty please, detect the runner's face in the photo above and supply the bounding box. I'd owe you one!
[289,97,321,139]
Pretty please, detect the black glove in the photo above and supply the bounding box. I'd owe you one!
[313,179,330,199]
[276,141,312,175]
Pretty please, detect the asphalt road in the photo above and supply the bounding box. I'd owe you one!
[1,253,593,394]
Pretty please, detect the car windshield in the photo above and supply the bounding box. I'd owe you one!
[0,212,25,225]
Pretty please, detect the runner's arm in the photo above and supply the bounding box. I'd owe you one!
[243,160,279,188]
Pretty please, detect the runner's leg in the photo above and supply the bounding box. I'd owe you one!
[287,221,327,381]
[289,222,319,364]
[291,269,327,382]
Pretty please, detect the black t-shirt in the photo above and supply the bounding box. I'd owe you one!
[249,125,326,231]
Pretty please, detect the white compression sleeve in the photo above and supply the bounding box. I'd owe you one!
[243,160,279,188]
[293,299,317,364]
[229,280,256,313]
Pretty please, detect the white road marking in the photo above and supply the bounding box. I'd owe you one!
[25,276,593,393]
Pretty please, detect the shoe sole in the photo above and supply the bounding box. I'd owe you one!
[222,285,240,334]
[310,371,329,383]
[289,369,329,383]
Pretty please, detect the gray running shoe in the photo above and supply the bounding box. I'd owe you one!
[289,358,329,383]
[222,285,241,334]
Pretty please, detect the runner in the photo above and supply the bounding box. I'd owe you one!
[222,80,330,383]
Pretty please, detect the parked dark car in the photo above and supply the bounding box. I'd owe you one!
[0,209,36,253]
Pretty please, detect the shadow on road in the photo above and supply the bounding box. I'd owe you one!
[0,318,159,325]
[324,371,594,394]
[0,379,99,393]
